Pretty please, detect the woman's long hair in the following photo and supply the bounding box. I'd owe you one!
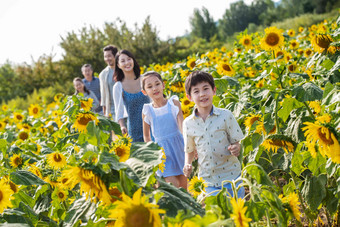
[114,50,140,82]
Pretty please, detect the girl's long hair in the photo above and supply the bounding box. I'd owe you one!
[73,77,90,95]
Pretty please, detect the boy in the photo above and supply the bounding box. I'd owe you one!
[183,71,244,198]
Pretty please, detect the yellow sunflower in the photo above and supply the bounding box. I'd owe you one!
[62,166,112,204]
[111,143,131,162]
[275,49,286,61]
[302,122,340,163]
[244,114,261,131]
[54,93,64,102]
[10,154,22,168]
[309,101,321,114]
[289,40,299,49]
[80,98,93,111]
[256,79,265,88]
[73,112,99,133]
[188,176,207,197]
[186,58,196,70]
[281,192,301,221]
[1,105,8,111]
[0,121,6,131]
[46,152,67,169]
[29,165,43,179]
[52,187,68,202]
[311,34,333,53]
[298,27,304,33]
[287,29,295,37]
[304,48,313,58]
[0,178,14,213]
[261,135,295,153]
[18,130,29,141]
[230,198,252,227]
[109,188,165,227]
[239,35,252,49]
[288,62,297,73]
[108,186,122,203]
[217,61,235,76]
[13,112,24,123]
[260,26,285,51]
[28,104,41,118]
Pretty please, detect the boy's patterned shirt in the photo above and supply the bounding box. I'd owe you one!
[183,106,244,187]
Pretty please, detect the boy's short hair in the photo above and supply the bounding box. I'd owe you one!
[185,71,215,95]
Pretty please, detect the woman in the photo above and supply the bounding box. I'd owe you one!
[73,77,100,112]
[112,50,150,142]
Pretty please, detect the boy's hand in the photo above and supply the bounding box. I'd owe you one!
[228,142,241,156]
[183,164,192,178]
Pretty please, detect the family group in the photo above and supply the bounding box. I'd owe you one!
[73,45,245,198]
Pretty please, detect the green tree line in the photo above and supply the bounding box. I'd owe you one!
[0,0,339,106]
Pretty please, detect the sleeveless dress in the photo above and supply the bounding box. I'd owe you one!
[144,99,185,177]
[123,90,150,142]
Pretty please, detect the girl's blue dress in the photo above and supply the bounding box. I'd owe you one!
[145,100,185,177]
[123,90,150,142]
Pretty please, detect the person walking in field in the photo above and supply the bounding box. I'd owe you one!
[99,45,118,119]
[112,50,150,142]
[182,71,245,198]
[73,77,100,112]
[141,71,187,189]
[81,64,102,113]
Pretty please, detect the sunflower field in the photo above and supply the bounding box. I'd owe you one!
[0,14,340,227]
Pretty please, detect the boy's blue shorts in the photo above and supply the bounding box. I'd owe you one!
[206,178,245,198]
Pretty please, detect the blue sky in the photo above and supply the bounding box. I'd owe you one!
[0,0,266,65]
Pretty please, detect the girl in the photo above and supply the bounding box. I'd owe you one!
[112,50,150,142]
[141,71,187,189]
[73,77,100,112]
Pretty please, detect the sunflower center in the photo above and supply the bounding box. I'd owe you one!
[33,107,39,114]
[243,39,250,45]
[53,154,62,162]
[16,115,23,120]
[0,191,3,201]
[62,178,69,184]
[78,116,92,126]
[250,117,260,125]
[306,50,312,55]
[270,139,285,147]
[58,192,65,199]
[126,206,152,227]
[14,157,22,166]
[222,64,232,71]
[317,127,334,145]
[316,35,331,49]
[265,33,280,46]
[276,51,284,57]
[190,61,196,68]
[81,102,86,108]
[291,42,297,47]
[115,147,125,157]
[183,100,191,105]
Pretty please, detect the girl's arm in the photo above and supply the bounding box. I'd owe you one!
[173,99,184,133]
[118,119,127,135]
[142,114,152,142]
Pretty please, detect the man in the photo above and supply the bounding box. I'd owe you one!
[99,45,118,118]
[81,64,102,113]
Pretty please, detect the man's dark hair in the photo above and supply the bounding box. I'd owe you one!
[103,45,118,56]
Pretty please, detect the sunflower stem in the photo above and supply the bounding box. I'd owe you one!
[273,50,285,89]
[290,170,311,225]
[119,170,130,196]
[303,102,316,121]
[275,93,281,134]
